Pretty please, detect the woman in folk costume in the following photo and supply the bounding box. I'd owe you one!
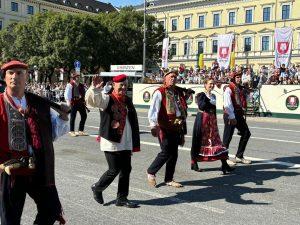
[190,78,235,174]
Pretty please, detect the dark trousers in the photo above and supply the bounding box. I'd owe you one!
[70,103,87,132]
[223,113,251,158]
[0,174,59,225]
[94,151,132,200]
[147,131,180,182]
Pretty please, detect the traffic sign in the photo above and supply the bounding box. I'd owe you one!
[74,60,81,69]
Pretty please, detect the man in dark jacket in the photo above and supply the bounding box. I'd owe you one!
[0,60,69,224]
[85,74,140,208]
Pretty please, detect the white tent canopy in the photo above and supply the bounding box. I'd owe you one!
[83,72,142,77]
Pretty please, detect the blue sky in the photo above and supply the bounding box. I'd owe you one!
[104,0,144,7]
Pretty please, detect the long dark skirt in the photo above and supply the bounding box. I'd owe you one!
[191,112,228,162]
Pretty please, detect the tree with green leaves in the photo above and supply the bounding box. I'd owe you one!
[0,8,164,82]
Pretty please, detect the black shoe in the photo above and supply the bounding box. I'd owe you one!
[221,164,235,175]
[191,162,203,172]
[91,185,104,204]
[115,199,139,208]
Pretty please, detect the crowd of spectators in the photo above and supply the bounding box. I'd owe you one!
[144,61,300,88]
[25,82,67,102]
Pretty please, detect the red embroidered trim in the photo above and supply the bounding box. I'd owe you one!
[110,93,127,136]
[4,91,42,150]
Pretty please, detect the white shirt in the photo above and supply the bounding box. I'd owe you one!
[11,95,69,141]
[148,89,181,128]
[85,85,132,152]
[64,83,72,104]
[223,87,235,119]
[205,92,216,106]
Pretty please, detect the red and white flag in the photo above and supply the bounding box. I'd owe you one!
[217,34,234,69]
[275,27,293,68]
[162,37,169,69]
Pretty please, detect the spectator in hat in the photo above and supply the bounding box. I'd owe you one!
[64,73,88,137]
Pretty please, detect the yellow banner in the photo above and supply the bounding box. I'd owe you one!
[230,52,235,69]
[198,53,204,69]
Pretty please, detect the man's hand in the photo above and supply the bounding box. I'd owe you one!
[66,100,71,107]
[228,118,237,126]
[92,76,104,89]
[151,126,158,137]
[58,103,71,121]
[60,103,71,114]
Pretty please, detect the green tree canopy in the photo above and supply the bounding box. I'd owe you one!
[0,8,164,79]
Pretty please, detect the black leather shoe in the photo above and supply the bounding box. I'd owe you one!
[221,164,235,175]
[115,199,139,208]
[191,162,203,172]
[91,185,104,204]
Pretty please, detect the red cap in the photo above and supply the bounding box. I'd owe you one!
[113,74,127,83]
[230,71,241,81]
[164,70,178,77]
[71,73,80,78]
[1,60,28,71]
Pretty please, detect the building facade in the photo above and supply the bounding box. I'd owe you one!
[140,0,300,69]
[0,0,116,30]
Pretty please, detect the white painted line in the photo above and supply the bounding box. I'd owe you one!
[247,136,300,144]
[86,125,300,144]
[87,134,300,169]
[139,141,300,169]
[88,114,300,133]
[76,174,225,214]
[137,117,300,133]
[218,124,300,133]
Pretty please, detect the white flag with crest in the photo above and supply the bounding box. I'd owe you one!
[275,27,293,68]
[217,34,234,69]
[162,37,169,68]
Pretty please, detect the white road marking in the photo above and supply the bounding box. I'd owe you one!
[89,112,300,133]
[76,174,225,214]
[137,116,300,133]
[87,133,300,169]
[139,141,300,169]
[86,125,300,144]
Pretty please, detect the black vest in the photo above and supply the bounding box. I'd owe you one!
[99,96,140,149]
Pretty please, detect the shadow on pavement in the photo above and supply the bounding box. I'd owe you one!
[135,160,299,206]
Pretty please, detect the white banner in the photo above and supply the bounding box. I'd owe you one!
[275,27,293,68]
[217,34,234,69]
[162,37,169,68]
[110,65,143,71]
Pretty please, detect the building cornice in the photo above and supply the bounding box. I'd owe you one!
[143,0,243,14]
[22,0,116,14]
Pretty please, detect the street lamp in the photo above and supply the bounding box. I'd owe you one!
[143,0,147,78]
[143,1,155,78]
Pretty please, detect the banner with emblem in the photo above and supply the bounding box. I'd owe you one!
[275,27,293,68]
[217,34,234,69]
[162,37,169,69]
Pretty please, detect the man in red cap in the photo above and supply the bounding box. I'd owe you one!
[147,70,192,188]
[64,73,88,137]
[0,60,68,224]
[223,71,251,165]
[85,74,140,208]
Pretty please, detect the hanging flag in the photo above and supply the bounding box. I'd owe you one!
[275,27,293,68]
[162,37,169,68]
[217,34,234,69]
[230,52,235,69]
[197,53,204,69]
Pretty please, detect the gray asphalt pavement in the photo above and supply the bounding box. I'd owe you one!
[21,109,300,225]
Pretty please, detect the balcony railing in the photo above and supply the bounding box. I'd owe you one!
[170,49,300,61]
